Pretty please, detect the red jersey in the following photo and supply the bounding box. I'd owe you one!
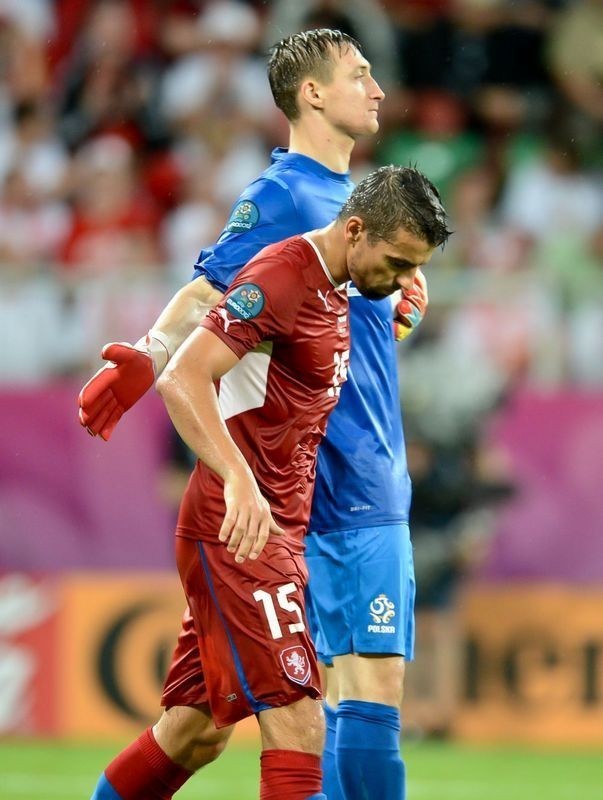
[177,235,350,552]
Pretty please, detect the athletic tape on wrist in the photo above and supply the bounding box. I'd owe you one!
[148,329,175,360]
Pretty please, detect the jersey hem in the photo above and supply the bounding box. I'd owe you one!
[308,515,408,535]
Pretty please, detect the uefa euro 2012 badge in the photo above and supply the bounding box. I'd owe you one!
[225,284,265,320]
[226,200,259,232]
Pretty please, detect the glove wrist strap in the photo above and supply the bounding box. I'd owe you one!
[134,330,173,377]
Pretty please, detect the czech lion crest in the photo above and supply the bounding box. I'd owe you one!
[280,645,311,686]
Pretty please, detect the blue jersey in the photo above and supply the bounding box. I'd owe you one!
[194,148,411,531]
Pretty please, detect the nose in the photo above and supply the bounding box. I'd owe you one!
[396,267,418,292]
[371,77,385,102]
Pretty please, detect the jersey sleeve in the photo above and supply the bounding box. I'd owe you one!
[200,254,305,359]
[193,178,300,292]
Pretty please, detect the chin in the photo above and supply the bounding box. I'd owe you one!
[357,286,389,300]
[351,121,379,139]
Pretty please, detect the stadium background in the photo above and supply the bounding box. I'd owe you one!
[0,0,602,797]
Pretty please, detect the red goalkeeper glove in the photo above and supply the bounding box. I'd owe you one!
[78,331,171,441]
[393,269,428,342]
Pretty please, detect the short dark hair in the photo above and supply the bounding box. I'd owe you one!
[338,165,451,248]
[267,29,362,122]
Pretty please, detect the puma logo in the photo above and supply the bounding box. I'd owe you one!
[217,307,241,333]
[317,288,331,312]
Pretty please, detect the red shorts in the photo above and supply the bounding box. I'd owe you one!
[161,535,321,728]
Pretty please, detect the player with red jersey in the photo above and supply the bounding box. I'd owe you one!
[89,166,449,800]
[165,234,350,727]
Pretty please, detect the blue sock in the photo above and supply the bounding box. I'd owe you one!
[336,700,405,799]
[90,773,122,799]
[321,703,345,800]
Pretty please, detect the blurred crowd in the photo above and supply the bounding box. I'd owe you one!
[0,0,601,389]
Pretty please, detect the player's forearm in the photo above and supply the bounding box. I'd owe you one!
[156,329,250,483]
[149,276,225,374]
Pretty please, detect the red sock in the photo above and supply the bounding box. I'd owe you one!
[105,727,192,800]
[260,749,323,800]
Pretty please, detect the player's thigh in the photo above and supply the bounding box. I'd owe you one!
[351,524,416,658]
[176,535,322,728]
[333,653,406,707]
[306,524,416,661]
[259,695,325,755]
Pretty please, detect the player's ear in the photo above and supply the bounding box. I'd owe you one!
[345,216,365,244]
[299,79,325,111]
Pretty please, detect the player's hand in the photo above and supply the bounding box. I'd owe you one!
[78,341,155,441]
[219,467,285,563]
[393,269,428,341]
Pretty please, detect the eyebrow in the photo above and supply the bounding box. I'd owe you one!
[385,255,414,269]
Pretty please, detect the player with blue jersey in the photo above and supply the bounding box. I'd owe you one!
[79,30,436,800]
[194,146,415,800]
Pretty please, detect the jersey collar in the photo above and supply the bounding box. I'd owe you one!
[270,148,351,183]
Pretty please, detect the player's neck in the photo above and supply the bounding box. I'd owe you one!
[307,222,348,285]
[288,122,354,174]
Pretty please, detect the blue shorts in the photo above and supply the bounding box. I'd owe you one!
[304,523,415,663]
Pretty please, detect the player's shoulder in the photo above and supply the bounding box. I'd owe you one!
[249,235,309,272]
[246,236,319,288]
[224,170,296,235]
[224,237,311,322]
[243,151,329,201]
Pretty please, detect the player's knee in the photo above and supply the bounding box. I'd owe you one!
[382,657,406,701]
[260,695,325,755]
[186,730,230,771]
[153,706,233,772]
[337,654,405,707]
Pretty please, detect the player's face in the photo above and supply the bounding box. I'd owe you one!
[346,222,435,299]
[319,47,385,138]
